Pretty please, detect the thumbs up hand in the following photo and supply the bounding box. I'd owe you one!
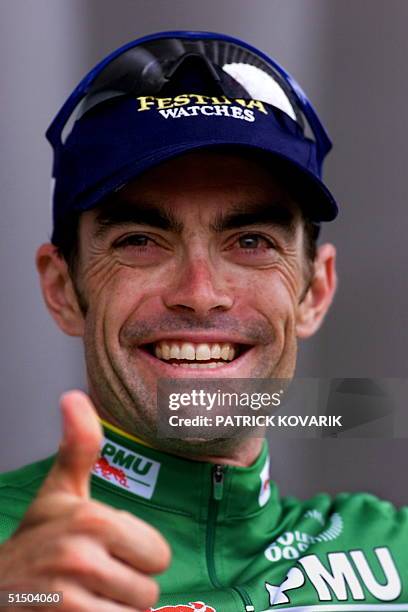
[0,391,171,611]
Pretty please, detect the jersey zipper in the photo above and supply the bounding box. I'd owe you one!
[206,465,255,611]
[206,465,224,587]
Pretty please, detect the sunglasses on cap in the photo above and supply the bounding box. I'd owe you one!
[47,30,332,166]
[47,30,337,243]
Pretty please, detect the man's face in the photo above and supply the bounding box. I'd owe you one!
[67,151,314,441]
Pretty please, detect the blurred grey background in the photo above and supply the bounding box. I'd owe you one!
[0,0,406,504]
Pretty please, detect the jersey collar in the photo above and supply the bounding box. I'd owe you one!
[91,420,281,523]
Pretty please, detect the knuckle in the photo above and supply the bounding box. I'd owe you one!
[67,551,95,578]
[71,501,112,534]
[53,539,93,575]
[54,537,77,561]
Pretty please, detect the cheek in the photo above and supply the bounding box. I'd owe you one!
[233,263,301,320]
[82,254,303,339]
[84,262,168,336]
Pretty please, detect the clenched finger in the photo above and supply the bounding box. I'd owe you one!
[68,505,171,574]
[48,580,142,612]
[63,543,160,609]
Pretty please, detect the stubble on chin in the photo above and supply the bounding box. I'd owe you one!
[84,312,297,462]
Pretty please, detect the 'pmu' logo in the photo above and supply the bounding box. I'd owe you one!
[266,547,402,605]
[92,438,161,500]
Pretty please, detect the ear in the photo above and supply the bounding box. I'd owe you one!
[36,243,85,337]
[296,243,337,338]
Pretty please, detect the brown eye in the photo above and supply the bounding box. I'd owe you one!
[114,234,150,248]
[111,232,166,267]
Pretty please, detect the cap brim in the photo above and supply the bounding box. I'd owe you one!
[75,140,338,223]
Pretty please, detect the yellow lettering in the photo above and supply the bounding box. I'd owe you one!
[137,96,156,112]
[246,99,268,115]
[174,94,191,107]
[210,96,232,106]
[157,97,174,109]
[189,94,210,104]
[234,99,248,108]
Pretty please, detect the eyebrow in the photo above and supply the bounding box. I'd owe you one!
[210,201,297,235]
[92,198,297,239]
[93,201,183,239]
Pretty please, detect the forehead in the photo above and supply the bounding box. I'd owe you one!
[84,148,304,230]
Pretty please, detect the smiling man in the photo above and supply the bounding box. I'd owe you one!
[39,148,335,466]
[0,31,406,612]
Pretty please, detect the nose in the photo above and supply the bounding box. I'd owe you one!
[163,255,234,316]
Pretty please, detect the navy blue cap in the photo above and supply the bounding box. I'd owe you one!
[51,81,337,242]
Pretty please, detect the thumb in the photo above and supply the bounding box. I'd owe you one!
[41,390,103,499]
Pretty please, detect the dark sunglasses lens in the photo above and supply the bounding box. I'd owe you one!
[83,38,299,114]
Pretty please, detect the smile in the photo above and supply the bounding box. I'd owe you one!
[140,340,251,369]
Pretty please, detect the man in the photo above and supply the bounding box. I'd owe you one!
[0,31,406,612]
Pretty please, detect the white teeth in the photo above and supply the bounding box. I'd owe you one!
[161,343,170,360]
[210,344,221,359]
[170,344,180,359]
[220,344,230,360]
[153,340,238,362]
[174,362,224,369]
[180,342,196,360]
[196,344,211,360]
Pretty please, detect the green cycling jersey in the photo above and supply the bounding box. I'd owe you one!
[0,421,407,612]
